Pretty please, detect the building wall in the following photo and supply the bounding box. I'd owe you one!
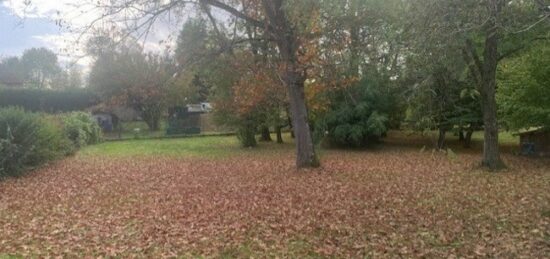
[520,132,550,156]
[92,113,114,132]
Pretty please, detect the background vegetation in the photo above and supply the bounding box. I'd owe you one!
[0,107,101,178]
[0,88,98,113]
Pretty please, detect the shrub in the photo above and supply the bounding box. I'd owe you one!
[0,127,28,176]
[318,103,388,147]
[313,71,398,147]
[63,112,102,148]
[0,107,71,177]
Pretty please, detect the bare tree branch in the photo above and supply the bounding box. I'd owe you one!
[200,0,266,29]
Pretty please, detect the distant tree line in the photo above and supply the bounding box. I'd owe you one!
[0,47,83,90]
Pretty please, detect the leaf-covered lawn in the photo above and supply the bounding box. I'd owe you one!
[0,135,549,257]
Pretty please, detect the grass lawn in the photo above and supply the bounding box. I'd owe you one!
[102,120,168,140]
[80,134,295,159]
[80,136,242,158]
[0,132,548,257]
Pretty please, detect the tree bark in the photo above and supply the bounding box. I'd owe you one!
[287,115,295,138]
[437,128,446,150]
[276,126,283,144]
[480,0,505,170]
[259,125,272,142]
[461,0,506,170]
[285,69,318,167]
[262,0,318,168]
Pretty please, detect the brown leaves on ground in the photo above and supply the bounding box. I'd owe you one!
[0,147,549,257]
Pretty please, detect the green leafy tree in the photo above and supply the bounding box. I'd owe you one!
[310,0,407,133]
[51,70,70,89]
[498,43,550,130]
[406,65,482,149]
[169,18,215,107]
[20,47,62,89]
[410,0,549,170]
[0,57,25,87]
[68,67,83,89]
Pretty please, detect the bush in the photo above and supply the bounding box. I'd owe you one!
[63,112,102,148]
[0,107,71,177]
[0,127,27,176]
[314,74,392,147]
[318,103,388,147]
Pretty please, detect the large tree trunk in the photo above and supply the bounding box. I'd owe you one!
[480,80,504,169]
[263,0,318,168]
[480,0,505,170]
[259,125,272,142]
[287,115,295,138]
[276,126,283,144]
[285,69,318,168]
[437,128,446,150]
[480,95,503,169]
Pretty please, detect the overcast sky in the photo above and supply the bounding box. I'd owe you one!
[0,4,60,57]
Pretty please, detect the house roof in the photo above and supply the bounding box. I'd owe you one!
[514,127,548,136]
[186,103,212,113]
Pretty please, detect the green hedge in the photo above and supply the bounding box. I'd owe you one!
[0,88,98,113]
[0,107,101,178]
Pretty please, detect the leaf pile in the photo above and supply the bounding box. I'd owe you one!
[0,148,549,257]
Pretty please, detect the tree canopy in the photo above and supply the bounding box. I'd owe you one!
[498,43,550,130]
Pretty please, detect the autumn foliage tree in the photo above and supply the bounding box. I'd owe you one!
[83,0,321,167]
[233,54,288,145]
[88,36,173,131]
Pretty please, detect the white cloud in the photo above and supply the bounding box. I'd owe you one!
[3,0,67,18]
